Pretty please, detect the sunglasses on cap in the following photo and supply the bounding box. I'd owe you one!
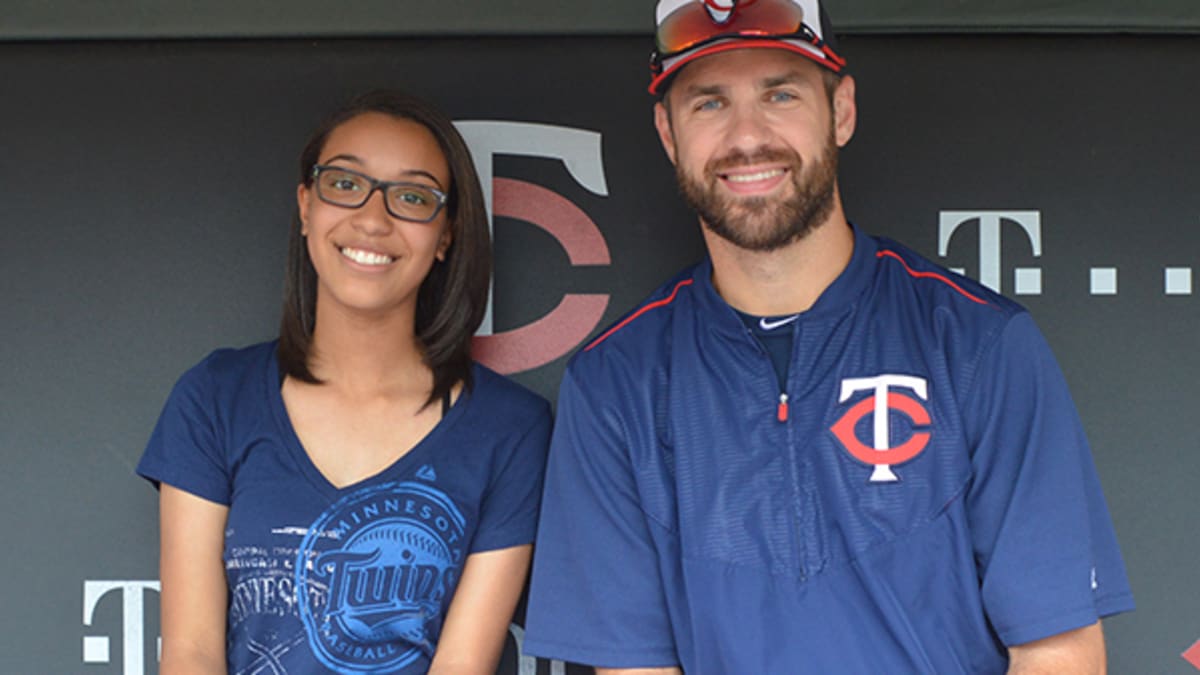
[650,0,846,94]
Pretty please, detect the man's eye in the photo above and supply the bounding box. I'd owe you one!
[695,98,723,112]
[768,91,798,103]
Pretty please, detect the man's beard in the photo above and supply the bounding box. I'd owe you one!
[676,131,839,252]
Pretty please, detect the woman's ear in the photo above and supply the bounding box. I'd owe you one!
[436,228,452,262]
[297,183,311,236]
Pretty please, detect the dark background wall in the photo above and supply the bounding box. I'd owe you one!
[1,4,1198,674]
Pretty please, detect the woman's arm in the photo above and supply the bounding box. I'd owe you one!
[158,484,229,675]
[427,544,533,675]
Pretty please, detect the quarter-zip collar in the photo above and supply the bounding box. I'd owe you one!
[692,223,878,342]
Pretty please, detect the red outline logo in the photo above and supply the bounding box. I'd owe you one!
[471,177,610,374]
[830,375,932,482]
[455,121,612,375]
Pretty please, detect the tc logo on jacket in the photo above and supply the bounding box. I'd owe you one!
[830,374,932,482]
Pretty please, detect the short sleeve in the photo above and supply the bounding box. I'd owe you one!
[964,312,1134,646]
[469,400,553,553]
[523,365,679,668]
[136,360,232,506]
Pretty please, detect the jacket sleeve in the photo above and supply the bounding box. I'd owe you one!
[964,312,1134,646]
[523,363,680,668]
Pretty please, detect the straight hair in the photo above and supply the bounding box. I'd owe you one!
[278,90,491,408]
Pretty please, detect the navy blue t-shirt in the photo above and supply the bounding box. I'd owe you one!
[138,342,551,674]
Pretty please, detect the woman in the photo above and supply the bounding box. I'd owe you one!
[138,90,552,674]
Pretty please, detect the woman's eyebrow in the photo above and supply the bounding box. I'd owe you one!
[320,153,365,165]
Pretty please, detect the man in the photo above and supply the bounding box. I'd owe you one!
[523,0,1134,672]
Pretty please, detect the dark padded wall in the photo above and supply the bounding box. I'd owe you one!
[1,33,1197,673]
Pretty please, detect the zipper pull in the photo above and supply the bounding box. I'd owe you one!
[777,392,789,422]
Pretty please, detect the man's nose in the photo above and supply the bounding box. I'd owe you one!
[725,102,773,152]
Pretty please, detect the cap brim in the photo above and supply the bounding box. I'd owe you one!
[649,38,845,96]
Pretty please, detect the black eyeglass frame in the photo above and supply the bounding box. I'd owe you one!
[310,164,449,224]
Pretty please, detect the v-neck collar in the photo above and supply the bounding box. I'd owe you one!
[266,352,470,500]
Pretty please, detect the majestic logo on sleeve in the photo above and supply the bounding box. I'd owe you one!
[295,482,466,673]
[830,375,932,482]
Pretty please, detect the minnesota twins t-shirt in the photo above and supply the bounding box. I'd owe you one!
[138,342,551,673]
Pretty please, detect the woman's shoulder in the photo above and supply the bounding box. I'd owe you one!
[171,340,278,399]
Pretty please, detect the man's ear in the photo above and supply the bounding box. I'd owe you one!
[833,74,857,148]
[654,101,678,165]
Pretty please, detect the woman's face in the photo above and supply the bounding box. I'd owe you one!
[297,112,452,323]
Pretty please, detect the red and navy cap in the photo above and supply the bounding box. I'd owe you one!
[649,0,847,96]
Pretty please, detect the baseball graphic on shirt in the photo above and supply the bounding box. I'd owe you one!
[295,481,466,673]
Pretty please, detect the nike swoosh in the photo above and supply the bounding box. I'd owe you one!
[759,315,800,331]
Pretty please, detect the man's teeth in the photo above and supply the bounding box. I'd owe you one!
[340,247,394,265]
[725,169,785,183]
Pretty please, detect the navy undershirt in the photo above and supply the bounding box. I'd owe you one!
[735,310,798,392]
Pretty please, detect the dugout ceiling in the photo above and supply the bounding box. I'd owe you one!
[5,0,1200,40]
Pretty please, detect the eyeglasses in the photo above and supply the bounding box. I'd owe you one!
[650,0,845,78]
[310,164,448,223]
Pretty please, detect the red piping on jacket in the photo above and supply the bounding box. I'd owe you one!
[876,250,989,306]
[584,279,695,351]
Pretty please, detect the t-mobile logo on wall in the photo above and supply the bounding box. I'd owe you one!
[939,210,1196,297]
[939,211,1043,295]
[82,581,159,675]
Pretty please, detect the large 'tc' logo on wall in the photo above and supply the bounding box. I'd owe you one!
[456,121,612,375]
[830,374,932,482]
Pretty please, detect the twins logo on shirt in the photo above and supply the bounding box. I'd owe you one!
[296,481,465,673]
[830,374,932,482]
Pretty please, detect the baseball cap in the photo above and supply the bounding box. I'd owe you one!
[650,0,847,95]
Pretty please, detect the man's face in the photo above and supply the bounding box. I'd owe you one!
[655,48,856,252]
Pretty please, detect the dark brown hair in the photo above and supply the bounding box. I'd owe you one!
[278,90,491,408]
